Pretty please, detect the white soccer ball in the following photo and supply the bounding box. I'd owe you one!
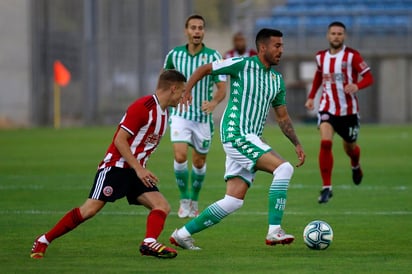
[303,220,333,250]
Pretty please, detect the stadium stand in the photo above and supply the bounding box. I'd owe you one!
[256,0,412,37]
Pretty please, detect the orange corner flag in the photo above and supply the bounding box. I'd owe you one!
[54,60,71,87]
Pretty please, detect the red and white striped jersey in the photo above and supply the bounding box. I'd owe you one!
[314,46,370,116]
[98,94,168,169]
[224,48,257,59]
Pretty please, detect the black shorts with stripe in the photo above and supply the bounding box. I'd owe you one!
[318,111,360,143]
[88,167,159,205]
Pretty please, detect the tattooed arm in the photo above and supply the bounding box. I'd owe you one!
[273,105,306,167]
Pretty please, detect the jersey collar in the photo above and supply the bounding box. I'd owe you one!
[185,43,206,56]
[152,94,167,114]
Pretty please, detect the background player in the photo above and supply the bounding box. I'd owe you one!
[304,21,374,204]
[163,14,226,218]
[169,28,305,250]
[224,31,257,59]
[30,70,186,259]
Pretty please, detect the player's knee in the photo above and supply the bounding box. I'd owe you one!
[174,153,187,163]
[154,200,171,214]
[273,162,294,178]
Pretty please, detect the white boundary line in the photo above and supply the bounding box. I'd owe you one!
[1,210,411,216]
[0,184,409,191]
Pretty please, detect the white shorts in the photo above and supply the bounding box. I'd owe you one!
[170,116,213,154]
[223,134,271,186]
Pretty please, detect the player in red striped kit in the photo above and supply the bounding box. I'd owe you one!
[30,70,186,259]
[224,32,257,59]
[305,21,373,203]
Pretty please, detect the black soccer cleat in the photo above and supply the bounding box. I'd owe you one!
[352,166,363,185]
[318,188,333,204]
[139,241,177,259]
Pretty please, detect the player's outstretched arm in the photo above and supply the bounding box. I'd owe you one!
[273,105,306,167]
[114,128,158,187]
[181,63,213,107]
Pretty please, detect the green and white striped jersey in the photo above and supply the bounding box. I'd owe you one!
[210,56,286,143]
[164,44,225,123]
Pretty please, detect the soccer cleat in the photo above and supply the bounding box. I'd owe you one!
[30,236,48,259]
[318,188,333,204]
[265,228,295,245]
[169,229,201,250]
[178,199,191,218]
[139,241,177,259]
[352,166,363,185]
[188,201,199,218]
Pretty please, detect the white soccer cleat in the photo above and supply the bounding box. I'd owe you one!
[178,199,191,218]
[188,201,199,218]
[169,229,201,250]
[265,227,295,245]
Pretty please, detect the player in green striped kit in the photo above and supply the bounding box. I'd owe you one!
[163,14,226,218]
[170,28,306,250]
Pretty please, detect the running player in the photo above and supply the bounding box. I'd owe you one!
[304,21,374,204]
[224,31,257,59]
[163,14,226,218]
[169,28,306,250]
[30,70,187,259]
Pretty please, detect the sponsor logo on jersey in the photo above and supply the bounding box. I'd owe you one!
[359,61,368,70]
[103,186,113,197]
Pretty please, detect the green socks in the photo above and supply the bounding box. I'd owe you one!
[174,161,189,199]
[268,179,288,225]
[191,165,206,201]
[185,202,228,234]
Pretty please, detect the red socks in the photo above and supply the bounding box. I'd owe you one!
[319,140,333,187]
[45,208,84,243]
[346,145,361,168]
[145,209,167,240]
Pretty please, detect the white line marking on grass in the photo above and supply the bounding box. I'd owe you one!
[0,184,409,191]
[1,210,411,216]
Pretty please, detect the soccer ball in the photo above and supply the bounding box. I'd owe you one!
[303,220,333,250]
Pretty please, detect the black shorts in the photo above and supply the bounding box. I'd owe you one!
[318,111,360,143]
[88,167,159,205]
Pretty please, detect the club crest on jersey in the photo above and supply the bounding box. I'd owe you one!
[145,133,160,145]
[103,186,113,197]
[341,62,347,69]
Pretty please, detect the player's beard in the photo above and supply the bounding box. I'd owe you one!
[330,41,343,50]
[265,51,281,66]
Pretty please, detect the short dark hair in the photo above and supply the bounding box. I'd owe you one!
[185,14,205,28]
[157,70,186,90]
[255,28,283,49]
[328,21,346,30]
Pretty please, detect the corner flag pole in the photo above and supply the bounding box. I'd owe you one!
[53,60,71,129]
[53,82,61,129]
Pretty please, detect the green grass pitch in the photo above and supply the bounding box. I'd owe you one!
[0,124,411,273]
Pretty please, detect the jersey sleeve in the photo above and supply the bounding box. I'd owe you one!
[119,100,148,136]
[352,51,370,75]
[211,51,227,83]
[272,75,286,107]
[163,49,175,69]
[211,57,245,77]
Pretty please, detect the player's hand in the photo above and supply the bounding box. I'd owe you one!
[295,144,306,167]
[135,168,158,188]
[344,83,359,94]
[180,90,193,108]
[304,99,314,111]
[201,100,218,114]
